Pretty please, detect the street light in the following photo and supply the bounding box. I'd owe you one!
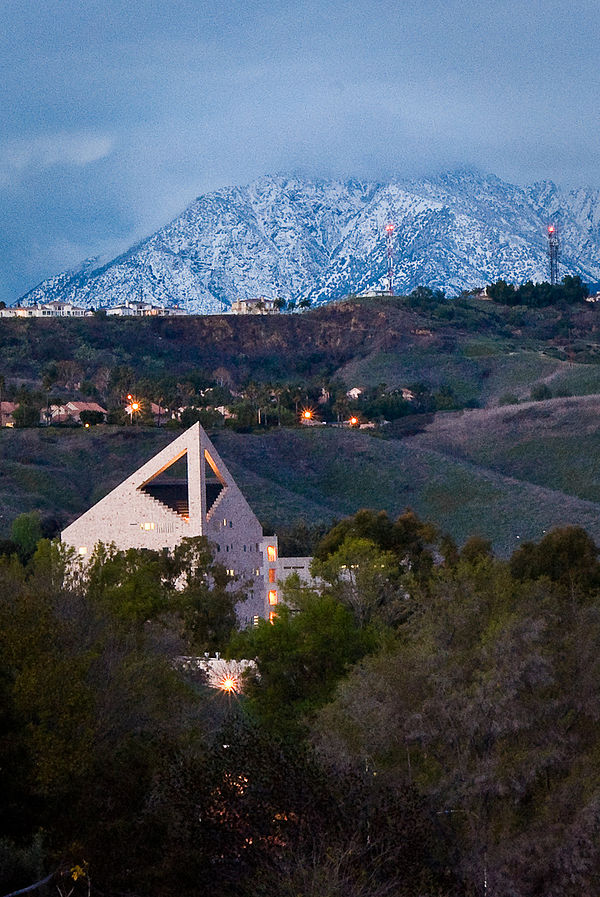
[127,396,140,424]
[300,407,316,424]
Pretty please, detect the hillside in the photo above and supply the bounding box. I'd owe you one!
[3,296,600,553]
[2,295,600,402]
[19,170,600,313]
[3,403,600,557]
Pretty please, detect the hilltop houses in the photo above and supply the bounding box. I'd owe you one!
[0,301,93,318]
[0,299,188,318]
[105,300,188,317]
[230,296,279,315]
[61,422,297,624]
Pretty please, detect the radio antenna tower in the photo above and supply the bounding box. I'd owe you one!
[547,223,560,285]
[385,223,395,295]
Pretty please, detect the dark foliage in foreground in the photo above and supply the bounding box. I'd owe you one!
[3,515,600,895]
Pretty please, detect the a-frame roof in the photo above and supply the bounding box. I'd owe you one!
[61,422,260,550]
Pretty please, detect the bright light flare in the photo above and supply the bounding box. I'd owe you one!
[548,225,555,234]
[300,405,317,423]
[385,223,394,232]
[203,658,256,694]
[349,416,359,426]
[220,675,238,693]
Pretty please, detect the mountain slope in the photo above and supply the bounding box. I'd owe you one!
[21,170,600,314]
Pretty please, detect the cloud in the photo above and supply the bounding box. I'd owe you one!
[0,133,113,185]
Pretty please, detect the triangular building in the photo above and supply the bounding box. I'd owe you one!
[61,423,279,622]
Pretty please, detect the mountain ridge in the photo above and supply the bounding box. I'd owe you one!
[19,169,600,314]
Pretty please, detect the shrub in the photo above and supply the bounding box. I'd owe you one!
[498,393,520,406]
[531,383,552,401]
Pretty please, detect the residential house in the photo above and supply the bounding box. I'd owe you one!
[0,402,18,427]
[0,301,92,318]
[43,401,107,425]
[230,296,279,315]
[104,300,187,317]
[346,387,364,400]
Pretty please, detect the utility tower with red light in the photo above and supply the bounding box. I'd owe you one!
[385,223,395,295]
[547,223,559,285]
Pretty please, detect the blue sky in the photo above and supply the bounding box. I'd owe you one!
[1,0,599,301]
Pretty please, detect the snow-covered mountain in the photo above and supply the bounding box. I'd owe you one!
[20,170,600,314]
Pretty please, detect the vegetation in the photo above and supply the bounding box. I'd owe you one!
[2,290,600,432]
[4,513,600,894]
[4,292,600,893]
[487,275,589,306]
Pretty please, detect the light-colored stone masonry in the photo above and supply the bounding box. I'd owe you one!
[61,423,280,624]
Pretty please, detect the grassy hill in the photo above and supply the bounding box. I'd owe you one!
[3,405,600,556]
[3,296,600,553]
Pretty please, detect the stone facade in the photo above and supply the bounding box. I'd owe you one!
[61,423,279,624]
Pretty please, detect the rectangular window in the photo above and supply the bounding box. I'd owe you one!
[78,546,88,555]
[140,521,155,531]
[269,611,277,624]
[268,568,276,583]
[267,545,277,562]
[268,590,278,605]
[253,615,260,627]
[223,518,227,526]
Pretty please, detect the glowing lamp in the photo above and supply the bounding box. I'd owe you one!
[220,676,238,693]
[350,416,358,426]
[548,225,555,233]
[302,409,312,419]
[385,223,394,232]
[131,402,140,412]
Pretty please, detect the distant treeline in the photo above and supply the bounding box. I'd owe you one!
[487,275,589,306]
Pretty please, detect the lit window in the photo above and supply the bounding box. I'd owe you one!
[223,518,227,526]
[227,568,235,577]
[253,615,260,627]
[141,522,155,531]
[268,589,278,605]
[268,568,276,583]
[269,611,277,624]
[255,568,260,576]
[267,545,277,562]
[78,546,87,556]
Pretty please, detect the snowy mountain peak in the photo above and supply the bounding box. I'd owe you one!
[20,170,600,314]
